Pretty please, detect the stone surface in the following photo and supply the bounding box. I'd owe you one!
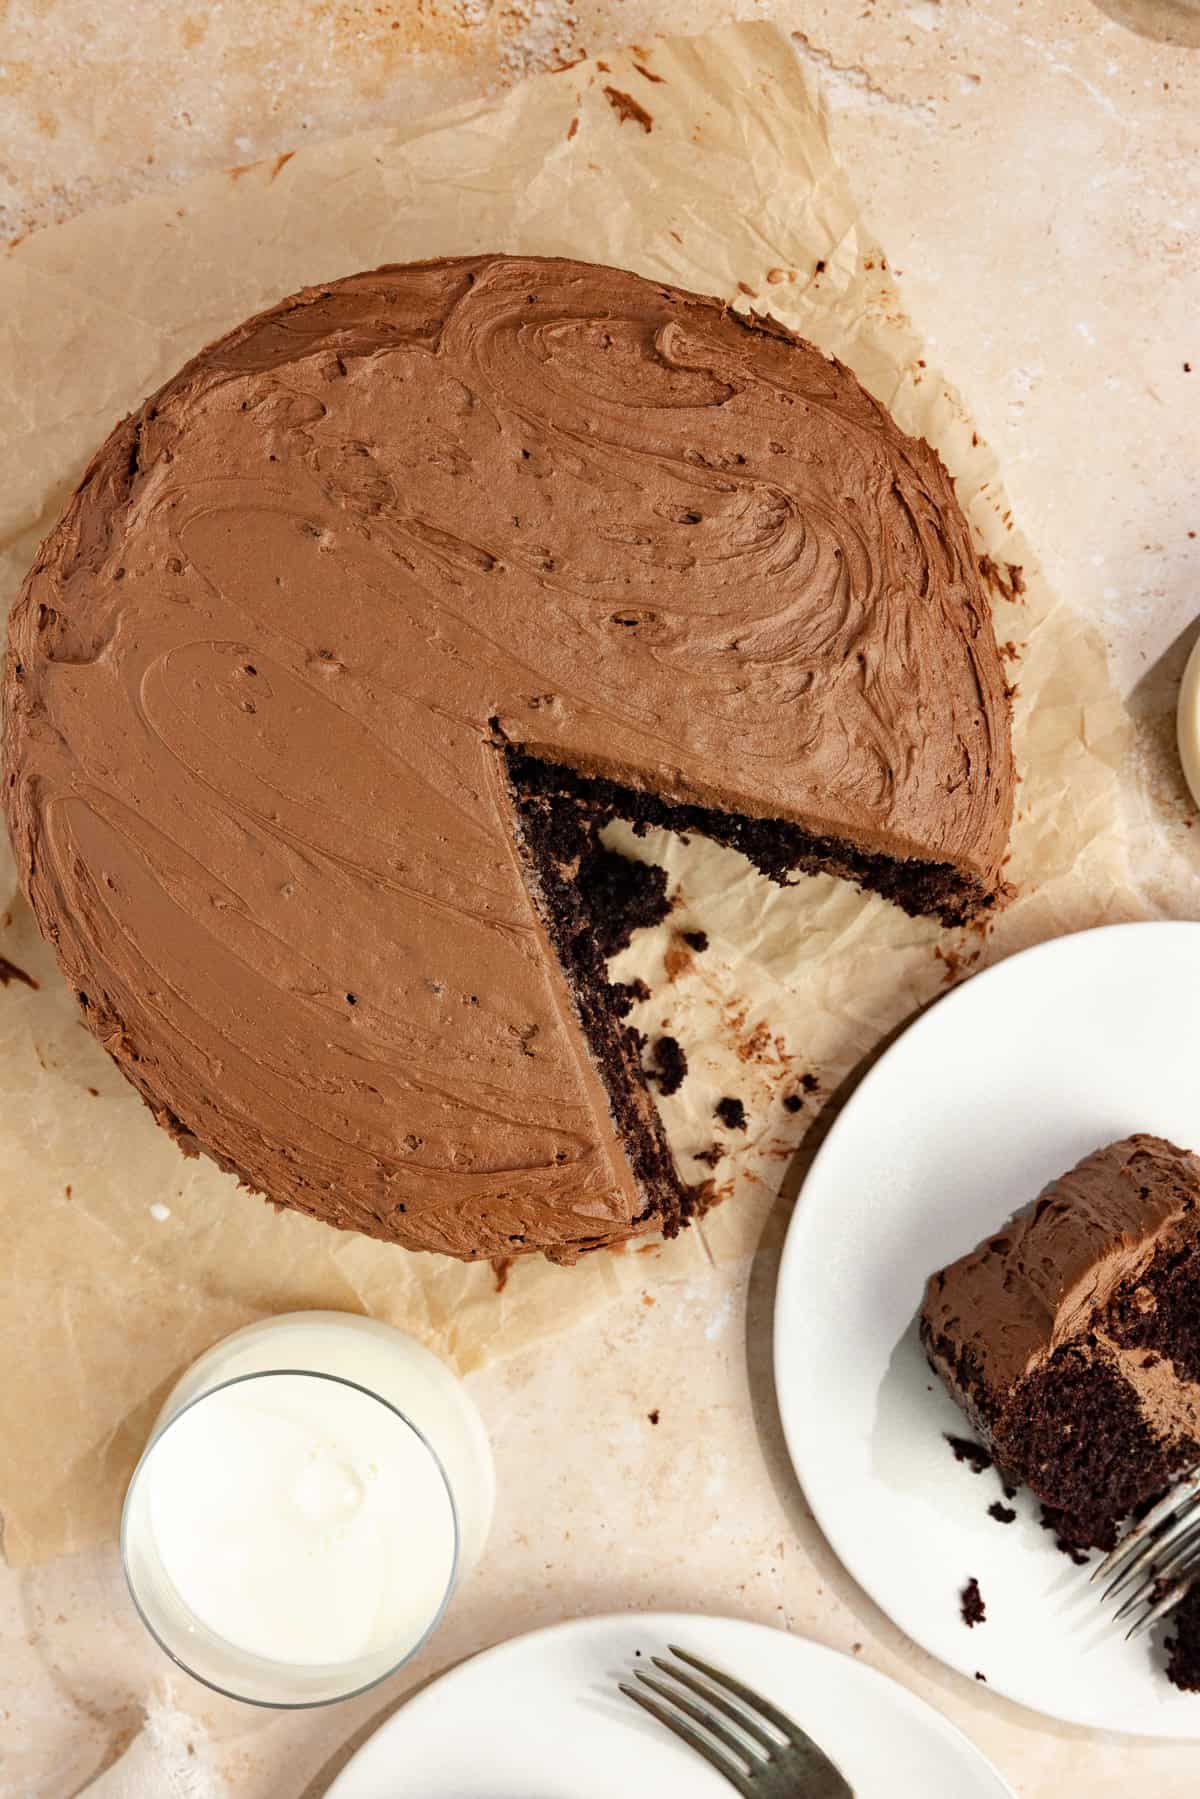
[0,2,1198,1794]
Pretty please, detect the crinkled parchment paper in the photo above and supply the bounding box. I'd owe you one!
[0,23,1137,1564]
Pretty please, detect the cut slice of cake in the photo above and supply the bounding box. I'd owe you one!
[922,1134,1200,1553]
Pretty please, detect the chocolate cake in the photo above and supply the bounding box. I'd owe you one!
[1166,1583,1200,1691]
[5,256,1013,1263]
[923,1135,1200,1552]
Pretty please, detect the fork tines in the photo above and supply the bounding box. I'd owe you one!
[1092,1468,1200,1640]
[619,1644,854,1797]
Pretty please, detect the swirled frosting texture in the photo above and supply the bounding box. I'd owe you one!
[5,257,1012,1260]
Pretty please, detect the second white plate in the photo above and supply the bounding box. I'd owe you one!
[775,921,1200,1736]
[328,1611,1013,1797]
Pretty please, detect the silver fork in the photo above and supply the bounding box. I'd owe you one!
[619,1644,855,1797]
[1092,1468,1200,1638]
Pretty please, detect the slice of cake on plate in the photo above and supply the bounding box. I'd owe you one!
[923,1133,1200,1553]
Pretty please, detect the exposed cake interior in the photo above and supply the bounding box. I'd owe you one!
[506,744,999,1244]
[507,751,997,933]
[923,1135,1200,1555]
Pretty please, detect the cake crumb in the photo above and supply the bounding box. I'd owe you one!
[975,1670,987,1682]
[603,87,653,132]
[648,1408,660,1425]
[681,930,708,952]
[693,1143,724,1169]
[649,1035,688,1097]
[987,1501,1016,1525]
[715,1096,747,1131]
[960,1578,986,1628]
[610,978,651,1017]
[782,1093,803,1113]
[945,1433,993,1475]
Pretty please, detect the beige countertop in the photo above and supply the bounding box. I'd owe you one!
[1,2,1198,1794]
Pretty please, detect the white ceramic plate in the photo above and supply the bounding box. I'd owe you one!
[328,1611,1014,1797]
[775,921,1200,1737]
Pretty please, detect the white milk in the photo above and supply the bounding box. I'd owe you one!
[123,1312,494,1702]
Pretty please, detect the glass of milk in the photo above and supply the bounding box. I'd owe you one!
[121,1311,494,1706]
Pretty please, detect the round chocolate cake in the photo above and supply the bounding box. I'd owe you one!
[4,256,1013,1261]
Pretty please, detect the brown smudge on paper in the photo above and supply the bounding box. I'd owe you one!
[0,955,38,990]
[663,937,695,982]
[270,151,295,181]
[934,943,981,987]
[978,554,1026,603]
[492,1256,512,1294]
[566,116,579,140]
[603,87,653,132]
[634,62,666,84]
[736,1020,772,1064]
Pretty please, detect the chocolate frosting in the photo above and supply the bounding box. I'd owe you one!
[923,1134,1200,1437]
[5,256,1013,1260]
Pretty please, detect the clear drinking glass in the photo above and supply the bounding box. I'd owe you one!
[120,1313,494,1707]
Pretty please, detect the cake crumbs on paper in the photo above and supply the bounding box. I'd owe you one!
[715,1095,747,1131]
[988,1501,1017,1524]
[960,1577,986,1628]
[647,1408,660,1425]
[648,1035,688,1095]
[975,1670,987,1682]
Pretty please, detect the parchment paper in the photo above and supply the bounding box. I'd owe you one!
[0,23,1138,1566]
